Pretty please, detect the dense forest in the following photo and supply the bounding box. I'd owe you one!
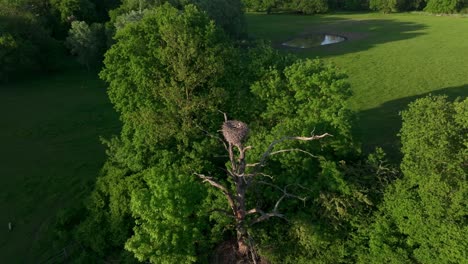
[1,0,467,263]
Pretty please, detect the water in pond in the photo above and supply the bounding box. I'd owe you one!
[282,34,345,48]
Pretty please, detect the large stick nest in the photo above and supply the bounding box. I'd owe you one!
[222,120,249,147]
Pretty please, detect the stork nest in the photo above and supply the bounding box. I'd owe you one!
[222,120,249,147]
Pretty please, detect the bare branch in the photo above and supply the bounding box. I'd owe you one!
[257,173,274,179]
[242,146,252,152]
[194,173,237,214]
[255,181,308,213]
[270,148,320,159]
[256,133,332,170]
[217,110,228,122]
[247,207,287,225]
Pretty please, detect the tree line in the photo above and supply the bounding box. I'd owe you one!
[0,0,245,81]
[243,0,468,14]
[2,0,466,81]
[44,1,467,263]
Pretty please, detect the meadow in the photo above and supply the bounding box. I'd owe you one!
[0,69,119,262]
[1,12,468,262]
[247,12,468,157]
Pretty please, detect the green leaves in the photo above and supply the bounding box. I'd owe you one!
[101,4,231,150]
[126,163,208,263]
[250,58,355,158]
[66,21,106,69]
[364,96,468,264]
[424,0,463,13]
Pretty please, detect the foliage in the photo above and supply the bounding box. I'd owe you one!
[0,3,61,81]
[361,96,468,263]
[66,21,106,69]
[50,0,97,23]
[125,161,211,263]
[345,0,371,10]
[291,0,329,14]
[243,0,330,14]
[327,0,370,10]
[223,57,365,262]
[251,148,399,263]
[113,10,146,31]
[369,0,403,12]
[249,58,355,157]
[78,1,368,261]
[90,0,121,22]
[192,0,246,38]
[108,0,246,38]
[369,0,427,11]
[424,0,462,13]
[77,4,243,261]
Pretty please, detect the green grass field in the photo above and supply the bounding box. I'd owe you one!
[247,12,468,157]
[1,12,468,262]
[0,69,119,262]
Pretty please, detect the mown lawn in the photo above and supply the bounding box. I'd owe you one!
[0,69,119,262]
[246,12,468,158]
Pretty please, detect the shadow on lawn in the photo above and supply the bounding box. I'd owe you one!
[355,84,468,163]
[275,17,428,57]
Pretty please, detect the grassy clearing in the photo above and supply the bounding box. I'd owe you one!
[0,69,119,262]
[247,12,468,158]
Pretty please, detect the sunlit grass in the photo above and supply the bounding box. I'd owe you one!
[247,12,468,157]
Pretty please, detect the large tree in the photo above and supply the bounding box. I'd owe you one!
[424,0,462,13]
[361,96,468,263]
[76,4,241,262]
[66,20,106,69]
[109,0,246,38]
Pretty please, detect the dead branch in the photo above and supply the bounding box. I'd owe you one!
[248,181,308,224]
[270,148,320,159]
[247,207,287,225]
[250,172,274,179]
[256,133,332,170]
[195,173,237,214]
[217,110,228,122]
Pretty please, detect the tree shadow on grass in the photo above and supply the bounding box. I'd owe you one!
[354,84,468,163]
[272,17,428,58]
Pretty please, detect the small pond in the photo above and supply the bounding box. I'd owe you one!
[282,34,346,48]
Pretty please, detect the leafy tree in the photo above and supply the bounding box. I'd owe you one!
[338,0,370,10]
[113,9,147,31]
[424,0,462,13]
[66,20,106,69]
[361,96,468,263]
[76,4,243,261]
[370,0,427,12]
[290,0,329,13]
[89,0,121,22]
[108,0,246,38]
[193,0,246,38]
[242,0,282,13]
[50,0,97,23]
[369,0,404,12]
[0,3,61,81]
[215,58,361,262]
